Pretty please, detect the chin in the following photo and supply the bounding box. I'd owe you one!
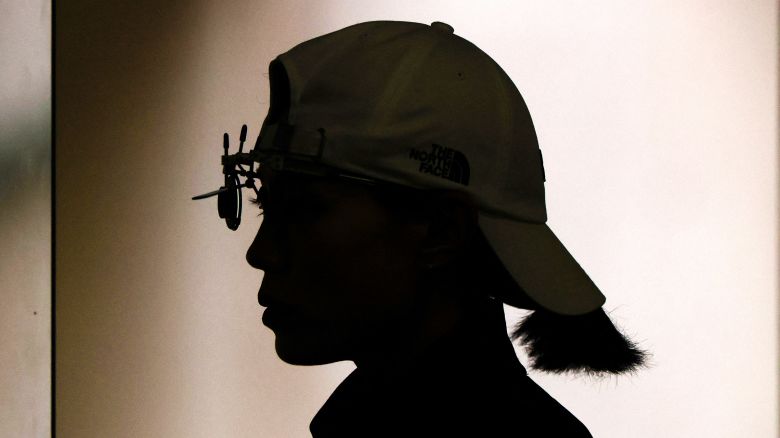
[273,333,348,366]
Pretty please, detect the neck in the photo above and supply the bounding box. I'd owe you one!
[352,282,496,385]
[353,289,469,383]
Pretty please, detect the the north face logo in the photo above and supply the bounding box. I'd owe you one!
[408,143,470,186]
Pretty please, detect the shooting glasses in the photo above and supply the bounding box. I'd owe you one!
[192,123,411,230]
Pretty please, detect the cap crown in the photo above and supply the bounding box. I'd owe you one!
[260,20,547,223]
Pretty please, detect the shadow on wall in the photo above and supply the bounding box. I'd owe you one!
[0,111,51,205]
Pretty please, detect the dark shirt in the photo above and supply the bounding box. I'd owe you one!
[309,298,593,437]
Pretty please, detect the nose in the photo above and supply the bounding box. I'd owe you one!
[245,218,286,272]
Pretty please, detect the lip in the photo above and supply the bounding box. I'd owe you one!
[262,306,305,330]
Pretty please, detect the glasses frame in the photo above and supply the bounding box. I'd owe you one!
[192,123,421,230]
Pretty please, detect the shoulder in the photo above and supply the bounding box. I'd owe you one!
[424,367,593,437]
[492,372,594,437]
[396,362,592,438]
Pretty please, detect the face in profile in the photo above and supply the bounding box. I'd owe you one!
[245,167,430,366]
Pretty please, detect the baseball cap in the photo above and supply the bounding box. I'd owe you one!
[248,20,606,316]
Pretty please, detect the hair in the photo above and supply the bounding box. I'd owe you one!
[510,306,651,378]
[370,182,652,377]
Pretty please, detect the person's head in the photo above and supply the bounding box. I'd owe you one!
[231,20,651,377]
[246,166,518,367]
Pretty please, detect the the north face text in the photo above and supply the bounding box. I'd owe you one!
[408,143,470,186]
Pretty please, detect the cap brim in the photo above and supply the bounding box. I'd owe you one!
[477,212,606,316]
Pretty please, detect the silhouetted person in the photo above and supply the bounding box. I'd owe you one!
[202,19,650,437]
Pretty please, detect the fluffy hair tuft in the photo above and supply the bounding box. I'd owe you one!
[510,307,652,378]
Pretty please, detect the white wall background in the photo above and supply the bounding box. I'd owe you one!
[55,1,777,437]
[1,0,51,437]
